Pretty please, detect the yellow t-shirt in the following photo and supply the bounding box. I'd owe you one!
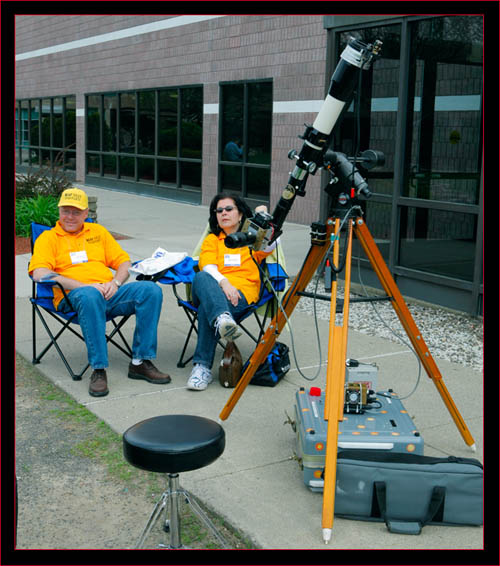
[198,232,271,304]
[28,221,130,308]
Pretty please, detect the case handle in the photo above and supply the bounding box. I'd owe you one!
[374,482,446,535]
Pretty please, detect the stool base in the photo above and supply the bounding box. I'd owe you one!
[136,473,229,549]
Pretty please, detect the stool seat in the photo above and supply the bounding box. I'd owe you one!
[123,414,225,474]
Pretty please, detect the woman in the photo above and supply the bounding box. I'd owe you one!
[187,193,278,391]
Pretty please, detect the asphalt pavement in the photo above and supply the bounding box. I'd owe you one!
[15,184,484,551]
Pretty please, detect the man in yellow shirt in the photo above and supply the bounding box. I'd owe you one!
[29,188,171,397]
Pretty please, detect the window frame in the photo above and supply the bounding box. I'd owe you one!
[84,85,203,196]
[15,95,76,172]
[218,79,273,207]
[327,15,483,314]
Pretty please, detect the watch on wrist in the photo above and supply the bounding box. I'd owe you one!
[113,279,121,287]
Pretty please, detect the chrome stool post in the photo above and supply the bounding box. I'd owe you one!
[123,414,228,549]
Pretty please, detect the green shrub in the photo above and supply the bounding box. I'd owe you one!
[16,151,73,200]
[16,195,59,237]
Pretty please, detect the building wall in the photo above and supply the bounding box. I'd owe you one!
[15,14,484,314]
[16,15,328,224]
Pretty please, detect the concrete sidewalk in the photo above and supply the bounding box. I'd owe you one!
[15,185,484,550]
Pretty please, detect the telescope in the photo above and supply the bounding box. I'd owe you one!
[219,37,477,545]
[226,36,383,250]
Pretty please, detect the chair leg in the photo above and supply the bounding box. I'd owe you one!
[237,320,259,343]
[176,306,236,368]
[107,316,133,357]
[177,309,198,368]
[31,305,133,381]
[32,302,37,364]
[32,304,88,381]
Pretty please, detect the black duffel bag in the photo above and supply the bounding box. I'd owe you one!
[243,342,290,387]
[333,450,483,535]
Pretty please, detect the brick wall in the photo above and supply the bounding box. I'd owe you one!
[16,15,328,225]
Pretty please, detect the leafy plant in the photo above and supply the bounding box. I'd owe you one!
[15,145,74,200]
[16,195,59,237]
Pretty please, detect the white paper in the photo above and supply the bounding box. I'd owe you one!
[129,247,187,276]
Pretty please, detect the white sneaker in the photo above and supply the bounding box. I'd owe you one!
[187,364,213,391]
[214,312,242,341]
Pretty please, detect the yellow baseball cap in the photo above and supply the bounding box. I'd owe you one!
[58,188,89,210]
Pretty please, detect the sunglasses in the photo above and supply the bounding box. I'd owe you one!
[215,205,236,213]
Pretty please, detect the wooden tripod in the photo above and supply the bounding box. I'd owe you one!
[218,211,475,541]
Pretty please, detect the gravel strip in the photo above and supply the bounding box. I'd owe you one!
[293,278,483,373]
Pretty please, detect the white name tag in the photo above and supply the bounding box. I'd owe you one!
[224,253,241,267]
[70,250,88,264]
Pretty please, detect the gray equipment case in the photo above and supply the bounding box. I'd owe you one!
[294,387,423,491]
[335,450,483,534]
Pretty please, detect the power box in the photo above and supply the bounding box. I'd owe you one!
[294,387,424,492]
[345,359,378,390]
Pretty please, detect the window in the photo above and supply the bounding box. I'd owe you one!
[403,17,482,206]
[219,80,273,204]
[64,97,76,170]
[103,94,118,152]
[15,95,76,171]
[333,15,482,310]
[338,26,402,195]
[399,16,482,282]
[119,93,136,154]
[85,86,203,193]
[138,91,155,155]
[158,90,177,157]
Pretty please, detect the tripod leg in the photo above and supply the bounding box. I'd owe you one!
[219,222,335,421]
[354,217,475,449]
[322,220,354,543]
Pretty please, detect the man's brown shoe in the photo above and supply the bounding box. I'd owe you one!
[128,360,171,384]
[89,369,109,397]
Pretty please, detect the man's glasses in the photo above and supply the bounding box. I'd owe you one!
[60,208,85,217]
[215,205,236,214]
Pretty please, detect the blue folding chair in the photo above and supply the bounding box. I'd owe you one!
[165,257,288,368]
[30,221,133,381]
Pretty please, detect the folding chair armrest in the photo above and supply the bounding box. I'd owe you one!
[53,281,75,311]
[33,278,75,312]
[36,276,58,284]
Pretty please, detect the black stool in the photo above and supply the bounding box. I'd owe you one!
[123,414,227,549]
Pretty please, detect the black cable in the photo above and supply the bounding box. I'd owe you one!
[331,223,350,274]
[364,401,383,410]
[252,243,324,382]
[356,255,422,401]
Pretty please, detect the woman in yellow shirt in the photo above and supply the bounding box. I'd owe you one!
[187,194,277,391]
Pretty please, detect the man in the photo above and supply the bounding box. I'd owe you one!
[29,187,171,397]
[222,138,243,162]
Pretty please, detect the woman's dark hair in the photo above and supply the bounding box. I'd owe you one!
[208,193,252,235]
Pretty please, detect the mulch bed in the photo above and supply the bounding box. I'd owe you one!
[16,232,131,255]
[16,237,32,255]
